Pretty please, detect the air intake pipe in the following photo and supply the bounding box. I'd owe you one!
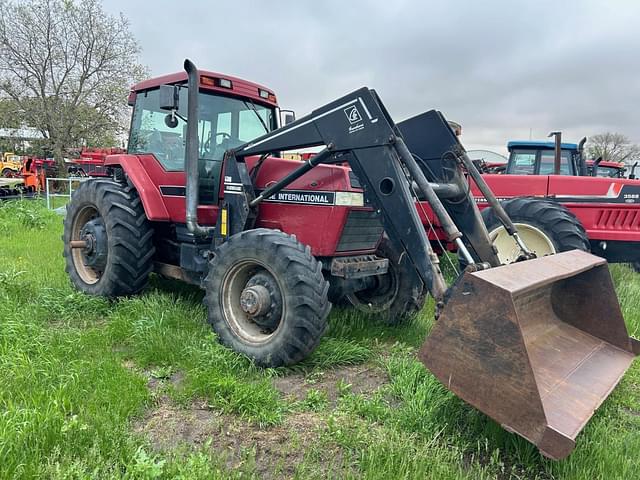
[184,59,214,236]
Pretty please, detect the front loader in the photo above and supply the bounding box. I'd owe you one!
[63,60,638,460]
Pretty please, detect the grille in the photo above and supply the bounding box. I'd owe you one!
[595,209,640,230]
[336,210,384,252]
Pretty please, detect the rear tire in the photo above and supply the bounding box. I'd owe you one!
[346,236,426,325]
[63,179,155,297]
[205,229,330,367]
[482,197,589,264]
[2,168,14,177]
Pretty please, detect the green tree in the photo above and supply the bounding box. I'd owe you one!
[0,0,147,171]
[0,98,22,128]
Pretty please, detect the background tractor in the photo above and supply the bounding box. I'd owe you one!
[415,133,640,269]
[63,60,638,460]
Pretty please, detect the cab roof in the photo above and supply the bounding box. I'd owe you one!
[508,140,578,151]
[129,69,278,107]
[586,159,626,168]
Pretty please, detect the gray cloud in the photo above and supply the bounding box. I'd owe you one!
[103,0,640,153]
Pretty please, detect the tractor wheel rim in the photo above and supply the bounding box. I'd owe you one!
[348,264,399,313]
[70,205,105,284]
[489,222,556,264]
[220,260,284,344]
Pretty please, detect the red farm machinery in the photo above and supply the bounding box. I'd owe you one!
[63,60,638,460]
[403,129,640,272]
[67,147,126,177]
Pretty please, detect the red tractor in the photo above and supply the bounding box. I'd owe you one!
[406,131,640,271]
[63,60,638,459]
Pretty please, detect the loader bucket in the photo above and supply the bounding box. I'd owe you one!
[419,250,639,459]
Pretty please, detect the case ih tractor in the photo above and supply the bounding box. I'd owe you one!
[411,132,640,270]
[63,60,638,459]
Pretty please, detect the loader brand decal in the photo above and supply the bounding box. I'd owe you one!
[248,97,376,149]
[257,189,335,205]
[344,105,363,124]
[344,105,365,134]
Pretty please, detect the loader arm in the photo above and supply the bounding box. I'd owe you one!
[221,83,638,460]
[229,87,493,300]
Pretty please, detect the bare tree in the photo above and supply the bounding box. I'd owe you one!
[587,132,640,166]
[0,0,147,169]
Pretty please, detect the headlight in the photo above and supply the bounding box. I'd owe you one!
[335,192,364,206]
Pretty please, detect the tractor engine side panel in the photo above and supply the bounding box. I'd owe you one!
[255,204,381,257]
[246,156,382,257]
[546,176,640,242]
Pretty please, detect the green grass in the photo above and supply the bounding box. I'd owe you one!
[0,199,639,479]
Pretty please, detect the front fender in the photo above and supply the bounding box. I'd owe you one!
[105,154,170,221]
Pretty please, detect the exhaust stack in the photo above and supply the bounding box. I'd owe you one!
[184,59,213,236]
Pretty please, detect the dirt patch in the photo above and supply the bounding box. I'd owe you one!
[134,398,340,478]
[273,364,388,405]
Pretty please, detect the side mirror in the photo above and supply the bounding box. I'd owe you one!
[280,109,296,126]
[159,84,179,111]
[164,114,179,128]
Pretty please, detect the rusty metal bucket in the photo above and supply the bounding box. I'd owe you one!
[419,250,639,459]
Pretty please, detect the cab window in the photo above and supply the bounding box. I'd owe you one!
[508,150,536,174]
[128,87,275,171]
[539,151,573,175]
[128,87,276,204]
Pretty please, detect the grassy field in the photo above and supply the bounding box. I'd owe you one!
[1,200,639,479]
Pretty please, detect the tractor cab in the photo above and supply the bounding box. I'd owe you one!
[586,158,627,178]
[506,140,582,175]
[126,70,279,203]
[506,135,628,178]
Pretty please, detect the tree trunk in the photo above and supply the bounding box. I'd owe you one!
[54,144,67,178]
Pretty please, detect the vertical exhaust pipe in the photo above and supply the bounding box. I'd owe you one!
[577,137,587,176]
[184,59,214,236]
[548,131,562,175]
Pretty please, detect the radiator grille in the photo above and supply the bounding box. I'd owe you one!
[595,209,640,230]
[336,210,384,252]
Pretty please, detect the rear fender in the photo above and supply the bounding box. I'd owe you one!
[104,154,170,221]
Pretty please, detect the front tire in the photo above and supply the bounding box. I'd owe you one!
[482,197,590,264]
[205,229,330,367]
[63,179,155,297]
[346,236,426,325]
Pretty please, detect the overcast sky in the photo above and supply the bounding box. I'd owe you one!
[103,0,640,154]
